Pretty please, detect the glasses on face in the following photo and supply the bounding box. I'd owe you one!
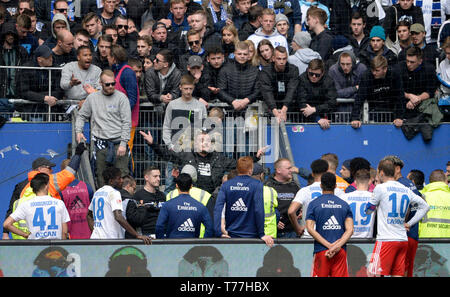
[117,25,129,30]
[155,57,165,63]
[103,82,116,87]
[56,8,68,13]
[308,71,322,78]
[188,40,200,46]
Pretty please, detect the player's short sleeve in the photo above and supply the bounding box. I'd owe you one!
[293,188,306,204]
[305,202,316,222]
[10,203,27,222]
[110,191,123,212]
[344,202,354,220]
[59,201,71,223]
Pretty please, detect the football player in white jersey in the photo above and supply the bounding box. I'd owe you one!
[288,159,345,238]
[87,167,151,244]
[3,173,70,240]
[365,160,429,277]
[341,169,375,238]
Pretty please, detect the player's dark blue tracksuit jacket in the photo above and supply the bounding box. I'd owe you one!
[155,194,213,239]
[213,175,265,238]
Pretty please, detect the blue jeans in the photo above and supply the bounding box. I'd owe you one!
[277,231,299,238]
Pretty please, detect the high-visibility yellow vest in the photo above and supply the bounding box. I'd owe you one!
[263,186,278,238]
[166,187,211,238]
[419,182,450,238]
[11,187,40,239]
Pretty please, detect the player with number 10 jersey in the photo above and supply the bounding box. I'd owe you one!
[365,160,429,277]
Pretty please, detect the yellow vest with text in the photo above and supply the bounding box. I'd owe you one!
[263,186,278,238]
[418,182,450,238]
[11,187,40,239]
[166,187,211,238]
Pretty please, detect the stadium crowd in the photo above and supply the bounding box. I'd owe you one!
[0,0,450,277]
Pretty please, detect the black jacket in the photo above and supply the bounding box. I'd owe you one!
[398,61,439,119]
[125,188,166,237]
[383,4,424,42]
[264,175,300,233]
[217,59,260,104]
[297,72,338,120]
[16,59,65,113]
[358,44,398,68]
[149,142,237,194]
[351,66,406,121]
[144,64,182,105]
[0,22,29,98]
[310,29,334,61]
[258,62,299,111]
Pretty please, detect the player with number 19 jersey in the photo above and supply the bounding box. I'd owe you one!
[341,190,375,238]
[293,181,345,238]
[89,185,125,239]
[10,195,70,239]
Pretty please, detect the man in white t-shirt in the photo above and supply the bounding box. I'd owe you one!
[365,159,429,277]
[87,167,151,244]
[288,159,344,238]
[3,173,70,240]
[341,169,375,238]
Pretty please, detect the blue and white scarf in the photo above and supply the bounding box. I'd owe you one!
[208,1,228,23]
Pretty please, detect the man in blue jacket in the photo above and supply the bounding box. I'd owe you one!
[214,156,274,247]
[155,173,214,239]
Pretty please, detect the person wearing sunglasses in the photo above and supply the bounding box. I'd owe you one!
[114,15,138,56]
[297,58,337,130]
[75,69,132,188]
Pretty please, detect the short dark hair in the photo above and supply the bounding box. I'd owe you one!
[310,159,329,175]
[102,167,122,185]
[76,45,91,56]
[351,11,366,23]
[30,173,50,194]
[158,49,174,67]
[408,169,424,186]
[248,5,263,22]
[176,173,192,192]
[406,46,423,60]
[206,46,224,56]
[111,44,128,63]
[350,157,371,178]
[122,175,136,188]
[321,172,336,191]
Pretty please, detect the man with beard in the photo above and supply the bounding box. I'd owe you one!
[75,70,132,187]
[60,46,101,104]
[115,15,138,56]
[139,129,266,195]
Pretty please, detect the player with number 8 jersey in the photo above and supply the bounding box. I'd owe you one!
[365,160,429,277]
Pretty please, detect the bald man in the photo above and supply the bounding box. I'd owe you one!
[52,29,77,67]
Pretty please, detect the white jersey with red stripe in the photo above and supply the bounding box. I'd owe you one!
[366,180,427,242]
[293,181,345,238]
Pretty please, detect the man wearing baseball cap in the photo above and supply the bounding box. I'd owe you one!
[3,143,87,239]
[399,23,439,67]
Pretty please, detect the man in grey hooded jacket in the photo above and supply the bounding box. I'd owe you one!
[288,31,321,75]
[328,50,367,112]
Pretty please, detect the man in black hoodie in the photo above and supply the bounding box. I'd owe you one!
[0,21,29,112]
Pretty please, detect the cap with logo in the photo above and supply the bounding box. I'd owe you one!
[187,55,203,68]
